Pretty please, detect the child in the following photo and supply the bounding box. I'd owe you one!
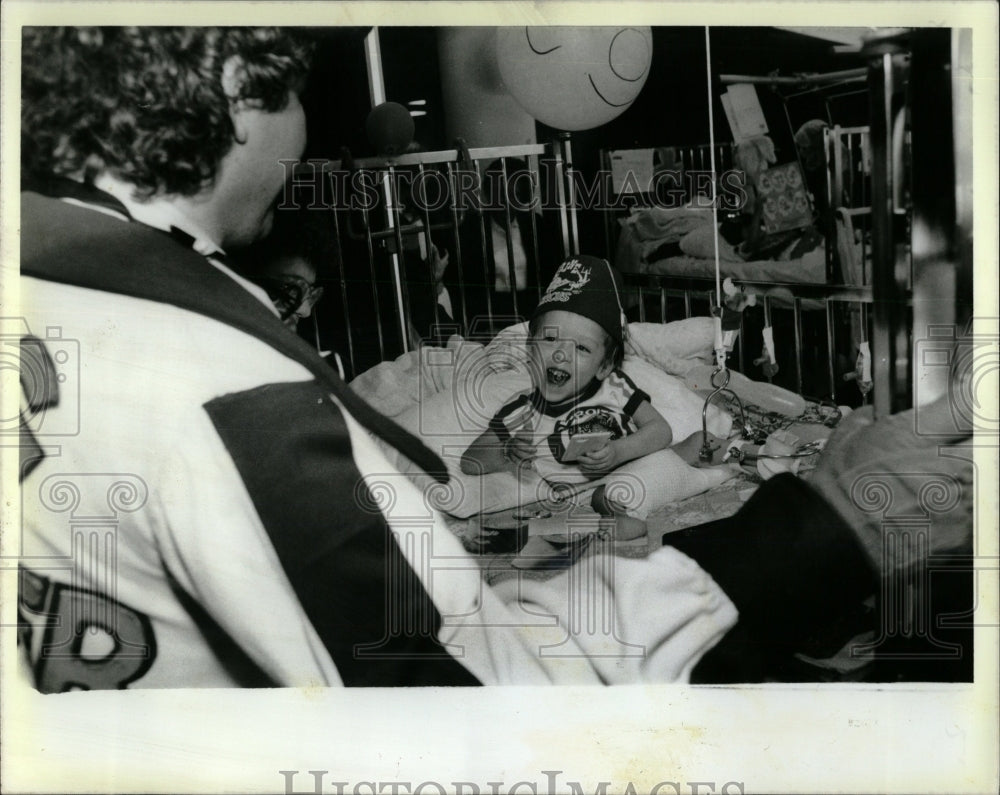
[461,256,726,550]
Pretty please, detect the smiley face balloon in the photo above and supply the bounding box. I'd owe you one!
[496,26,653,132]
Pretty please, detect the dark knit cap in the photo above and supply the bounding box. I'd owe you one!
[533,256,627,345]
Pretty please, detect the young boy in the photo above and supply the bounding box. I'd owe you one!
[461,256,725,552]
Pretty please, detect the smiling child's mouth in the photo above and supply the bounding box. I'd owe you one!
[547,367,570,386]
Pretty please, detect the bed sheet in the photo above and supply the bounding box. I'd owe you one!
[614,213,826,282]
[615,210,867,294]
[624,244,829,309]
[644,248,826,284]
[447,399,841,582]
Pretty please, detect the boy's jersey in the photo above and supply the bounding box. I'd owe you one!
[489,370,650,483]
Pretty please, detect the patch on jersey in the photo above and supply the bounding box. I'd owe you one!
[557,406,628,437]
[205,380,480,687]
[18,567,156,692]
[550,406,628,462]
[18,335,59,480]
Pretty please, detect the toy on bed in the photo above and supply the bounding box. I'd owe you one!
[681,279,832,480]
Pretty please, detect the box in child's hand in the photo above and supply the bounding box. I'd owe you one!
[757,162,813,234]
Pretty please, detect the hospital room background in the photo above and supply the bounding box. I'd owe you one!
[267,26,976,682]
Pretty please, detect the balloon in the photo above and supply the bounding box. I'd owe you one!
[496,26,653,132]
[365,101,415,156]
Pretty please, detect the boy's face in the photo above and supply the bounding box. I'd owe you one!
[529,310,613,403]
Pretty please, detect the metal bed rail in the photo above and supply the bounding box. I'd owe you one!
[296,142,572,380]
[827,124,875,285]
[623,272,897,406]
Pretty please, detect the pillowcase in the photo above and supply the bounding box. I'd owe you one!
[625,318,716,374]
[349,349,426,419]
[349,336,469,418]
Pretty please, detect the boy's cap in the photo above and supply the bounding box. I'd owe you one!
[533,256,627,345]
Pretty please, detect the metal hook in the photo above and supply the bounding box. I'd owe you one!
[699,366,750,464]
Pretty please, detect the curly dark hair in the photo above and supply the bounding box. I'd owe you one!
[21,27,314,198]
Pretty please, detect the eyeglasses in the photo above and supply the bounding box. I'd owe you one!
[254,275,324,320]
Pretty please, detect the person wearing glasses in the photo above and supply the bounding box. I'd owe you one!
[233,205,328,332]
[250,254,325,331]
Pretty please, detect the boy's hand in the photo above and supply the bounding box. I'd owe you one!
[577,440,619,473]
[429,245,450,283]
[503,432,537,470]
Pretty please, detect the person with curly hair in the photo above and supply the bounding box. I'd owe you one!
[19,27,488,689]
[22,26,313,248]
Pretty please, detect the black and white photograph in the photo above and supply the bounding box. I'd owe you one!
[1,2,997,794]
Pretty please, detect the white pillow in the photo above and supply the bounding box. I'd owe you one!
[625,318,716,373]
[349,350,425,419]
[621,356,732,441]
[598,448,736,519]
[349,337,470,418]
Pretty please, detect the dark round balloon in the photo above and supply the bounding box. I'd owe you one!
[366,101,415,156]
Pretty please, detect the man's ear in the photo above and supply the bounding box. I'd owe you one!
[596,359,614,381]
[222,56,249,145]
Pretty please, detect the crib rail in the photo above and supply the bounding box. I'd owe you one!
[296,143,571,380]
[826,125,875,286]
[623,272,900,407]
